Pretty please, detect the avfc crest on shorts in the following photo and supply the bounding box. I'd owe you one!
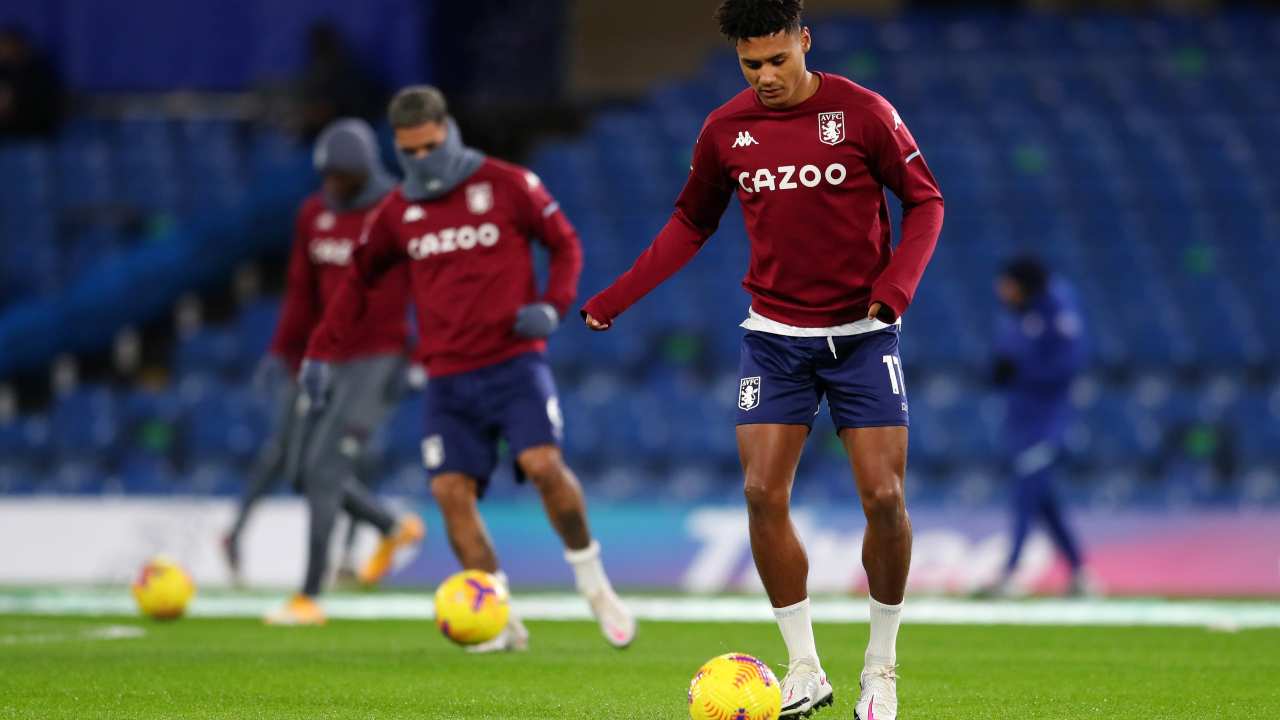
[421,435,444,470]
[818,111,845,146]
[466,182,494,215]
[738,376,762,412]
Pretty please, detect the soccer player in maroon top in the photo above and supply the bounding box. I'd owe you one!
[583,3,943,717]
[304,86,635,650]
[252,119,425,627]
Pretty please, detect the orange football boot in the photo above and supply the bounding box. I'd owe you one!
[263,594,327,626]
[358,514,426,587]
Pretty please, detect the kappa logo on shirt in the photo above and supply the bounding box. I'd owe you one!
[732,131,759,148]
[403,205,426,223]
[314,211,336,231]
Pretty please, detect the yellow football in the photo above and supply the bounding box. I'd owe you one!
[688,652,782,720]
[433,570,510,646]
[131,556,195,620]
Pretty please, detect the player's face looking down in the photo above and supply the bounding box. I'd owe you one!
[996,275,1026,310]
[735,27,815,109]
[322,170,369,207]
[395,121,448,159]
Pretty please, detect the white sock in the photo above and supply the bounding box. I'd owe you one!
[773,598,819,666]
[564,540,611,597]
[866,596,902,667]
[491,570,520,626]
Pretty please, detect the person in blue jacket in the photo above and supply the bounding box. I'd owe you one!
[988,256,1097,596]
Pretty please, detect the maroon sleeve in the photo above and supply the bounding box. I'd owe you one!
[518,171,582,317]
[863,99,945,320]
[304,199,406,361]
[581,124,733,324]
[268,205,319,372]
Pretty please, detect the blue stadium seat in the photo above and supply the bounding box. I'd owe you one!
[179,377,263,464]
[6,11,1279,503]
[49,385,120,462]
[175,327,248,379]
[234,299,282,366]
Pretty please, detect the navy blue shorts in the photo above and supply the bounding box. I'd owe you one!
[420,352,563,496]
[736,327,909,429]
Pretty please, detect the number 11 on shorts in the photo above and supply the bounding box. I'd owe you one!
[882,354,906,395]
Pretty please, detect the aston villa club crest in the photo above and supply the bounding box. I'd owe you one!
[466,182,494,215]
[738,376,762,411]
[315,211,335,230]
[818,111,845,146]
[421,435,444,470]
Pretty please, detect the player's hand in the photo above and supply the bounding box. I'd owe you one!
[298,359,334,412]
[252,355,288,395]
[867,302,897,323]
[583,313,611,332]
[513,303,560,339]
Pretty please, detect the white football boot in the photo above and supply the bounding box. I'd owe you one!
[465,615,530,654]
[586,588,636,649]
[854,664,898,720]
[779,657,834,717]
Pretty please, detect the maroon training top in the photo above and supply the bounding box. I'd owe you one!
[307,158,583,377]
[584,71,944,328]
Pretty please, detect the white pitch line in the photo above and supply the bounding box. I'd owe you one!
[1,592,1279,629]
[0,624,145,646]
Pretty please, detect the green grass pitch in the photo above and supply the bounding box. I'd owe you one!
[1,615,1277,719]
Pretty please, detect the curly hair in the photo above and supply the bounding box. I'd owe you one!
[714,0,804,42]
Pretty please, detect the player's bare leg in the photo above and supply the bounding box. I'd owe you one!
[517,445,635,648]
[430,472,527,652]
[840,425,911,720]
[739,424,810,606]
[738,423,833,717]
[430,473,500,573]
[518,445,591,550]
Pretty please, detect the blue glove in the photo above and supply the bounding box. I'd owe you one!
[298,359,334,411]
[251,355,288,395]
[513,303,560,339]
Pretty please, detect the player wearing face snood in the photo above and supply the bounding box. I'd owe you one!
[396,116,485,201]
[303,86,634,652]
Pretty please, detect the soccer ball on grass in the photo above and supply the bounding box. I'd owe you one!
[433,570,510,645]
[688,652,782,720]
[132,556,195,620]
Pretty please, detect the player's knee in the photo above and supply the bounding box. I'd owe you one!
[859,479,905,523]
[518,446,566,488]
[742,476,789,515]
[430,475,474,509]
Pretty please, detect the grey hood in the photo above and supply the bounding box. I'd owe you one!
[313,118,397,211]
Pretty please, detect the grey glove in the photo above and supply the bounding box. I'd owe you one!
[513,303,560,339]
[252,355,289,395]
[298,358,335,411]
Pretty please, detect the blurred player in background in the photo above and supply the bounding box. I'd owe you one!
[987,256,1095,597]
[252,118,425,626]
[582,1,943,717]
[302,86,635,650]
[221,330,306,588]
[223,118,394,585]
